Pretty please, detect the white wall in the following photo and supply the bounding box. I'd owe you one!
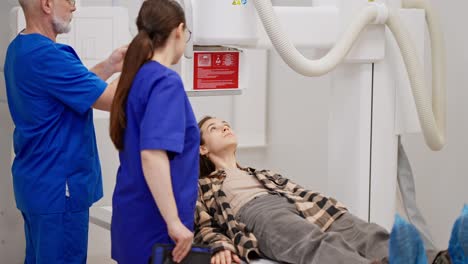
[400,0,468,249]
[236,49,332,194]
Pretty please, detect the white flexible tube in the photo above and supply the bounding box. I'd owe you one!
[253,0,446,150]
[403,0,446,150]
[386,3,446,150]
[252,0,381,76]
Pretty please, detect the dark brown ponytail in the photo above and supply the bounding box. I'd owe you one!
[198,116,217,178]
[110,0,186,150]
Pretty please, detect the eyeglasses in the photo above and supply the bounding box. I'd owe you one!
[185,28,192,44]
[66,0,76,6]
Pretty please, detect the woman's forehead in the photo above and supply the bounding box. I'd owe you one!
[202,118,229,130]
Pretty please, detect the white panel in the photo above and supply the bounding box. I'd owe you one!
[338,0,386,22]
[111,0,144,36]
[345,24,386,63]
[179,54,194,92]
[72,7,131,119]
[192,0,258,46]
[232,50,268,148]
[329,64,373,221]
[74,18,114,61]
[190,96,234,127]
[337,0,387,63]
[237,48,331,207]
[256,6,339,49]
[371,59,399,230]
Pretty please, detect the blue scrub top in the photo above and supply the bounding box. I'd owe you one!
[4,33,107,214]
[111,61,200,264]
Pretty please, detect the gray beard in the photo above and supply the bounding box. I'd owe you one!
[52,16,71,34]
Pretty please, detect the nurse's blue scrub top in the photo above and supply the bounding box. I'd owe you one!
[111,61,200,264]
[4,33,106,214]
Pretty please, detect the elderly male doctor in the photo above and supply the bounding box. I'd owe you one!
[3,0,127,263]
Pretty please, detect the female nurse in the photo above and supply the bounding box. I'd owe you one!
[109,0,198,263]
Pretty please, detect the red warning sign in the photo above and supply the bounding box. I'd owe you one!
[194,52,240,90]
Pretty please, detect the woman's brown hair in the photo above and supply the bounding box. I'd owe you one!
[110,0,186,150]
[198,116,216,178]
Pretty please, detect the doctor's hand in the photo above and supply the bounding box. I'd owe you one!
[211,249,242,264]
[167,220,194,263]
[107,45,128,74]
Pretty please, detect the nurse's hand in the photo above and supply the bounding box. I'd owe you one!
[168,220,194,263]
[211,249,242,264]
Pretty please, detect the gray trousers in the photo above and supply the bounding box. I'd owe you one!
[237,194,389,264]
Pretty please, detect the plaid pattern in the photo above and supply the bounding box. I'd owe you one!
[194,167,348,262]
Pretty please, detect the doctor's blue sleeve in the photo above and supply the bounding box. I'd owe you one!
[35,45,107,114]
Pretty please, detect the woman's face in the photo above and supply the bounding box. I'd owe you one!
[200,118,238,156]
[172,23,187,65]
